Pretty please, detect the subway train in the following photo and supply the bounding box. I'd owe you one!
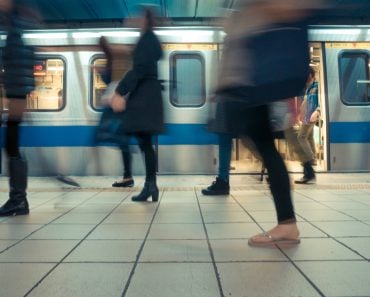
[0,26,369,176]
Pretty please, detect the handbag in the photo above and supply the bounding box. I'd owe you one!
[218,23,309,106]
[95,107,130,146]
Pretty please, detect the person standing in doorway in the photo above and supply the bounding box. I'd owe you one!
[295,66,319,184]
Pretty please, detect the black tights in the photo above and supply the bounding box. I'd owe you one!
[120,147,132,179]
[135,133,156,182]
[243,105,295,223]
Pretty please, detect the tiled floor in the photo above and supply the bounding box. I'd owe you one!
[0,173,370,297]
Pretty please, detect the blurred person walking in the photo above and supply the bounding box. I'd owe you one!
[0,0,36,216]
[110,8,163,202]
[212,0,326,246]
[98,36,134,188]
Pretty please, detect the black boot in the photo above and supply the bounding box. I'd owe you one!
[295,162,316,184]
[132,180,159,202]
[0,157,29,216]
[202,177,230,195]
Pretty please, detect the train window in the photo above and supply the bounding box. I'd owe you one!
[0,57,65,111]
[30,58,65,111]
[90,57,108,110]
[170,52,205,107]
[339,52,370,104]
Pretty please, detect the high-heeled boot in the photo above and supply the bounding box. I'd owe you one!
[132,180,159,202]
[0,157,29,216]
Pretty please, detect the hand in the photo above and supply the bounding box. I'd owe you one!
[111,92,126,112]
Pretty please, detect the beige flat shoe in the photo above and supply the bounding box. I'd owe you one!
[248,232,300,247]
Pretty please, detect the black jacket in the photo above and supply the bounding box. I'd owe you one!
[116,30,164,134]
[2,22,35,99]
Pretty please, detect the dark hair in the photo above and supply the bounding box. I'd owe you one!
[144,8,155,29]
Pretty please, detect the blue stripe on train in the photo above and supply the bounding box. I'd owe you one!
[0,122,368,147]
[330,122,370,143]
[0,124,219,147]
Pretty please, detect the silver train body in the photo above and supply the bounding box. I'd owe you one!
[0,26,369,176]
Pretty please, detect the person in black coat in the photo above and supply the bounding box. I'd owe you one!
[0,0,36,216]
[111,8,163,202]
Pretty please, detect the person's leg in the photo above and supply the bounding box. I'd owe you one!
[202,133,232,196]
[307,124,316,161]
[132,133,158,202]
[297,124,315,161]
[112,144,134,187]
[0,99,29,216]
[295,123,316,183]
[244,105,299,246]
[218,133,233,182]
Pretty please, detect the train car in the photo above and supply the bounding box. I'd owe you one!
[0,26,369,176]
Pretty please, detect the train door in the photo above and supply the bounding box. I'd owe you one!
[325,42,370,171]
[230,42,327,173]
[157,44,219,174]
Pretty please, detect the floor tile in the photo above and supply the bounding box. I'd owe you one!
[65,240,142,262]
[148,224,205,240]
[296,209,354,221]
[310,221,370,237]
[297,261,370,297]
[0,240,17,252]
[125,263,220,297]
[88,224,149,240]
[0,263,54,297]
[206,223,260,239]
[341,209,370,220]
[153,212,202,223]
[0,224,43,240]
[217,262,321,297]
[282,238,363,260]
[52,212,108,224]
[202,211,253,223]
[27,263,133,297]
[140,240,211,262]
[103,213,154,224]
[0,240,79,262]
[28,224,95,240]
[337,237,370,259]
[1,212,64,224]
[211,239,287,262]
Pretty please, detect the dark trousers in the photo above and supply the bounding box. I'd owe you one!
[120,146,132,178]
[218,133,233,182]
[135,133,156,182]
[6,120,21,158]
[243,105,295,223]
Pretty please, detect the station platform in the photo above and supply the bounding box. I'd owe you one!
[0,173,369,297]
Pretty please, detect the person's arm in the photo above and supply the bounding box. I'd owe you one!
[115,34,153,96]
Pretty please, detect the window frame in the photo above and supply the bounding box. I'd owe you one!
[169,51,206,108]
[338,50,370,106]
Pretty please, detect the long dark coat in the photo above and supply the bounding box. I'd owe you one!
[2,23,35,99]
[115,30,163,134]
